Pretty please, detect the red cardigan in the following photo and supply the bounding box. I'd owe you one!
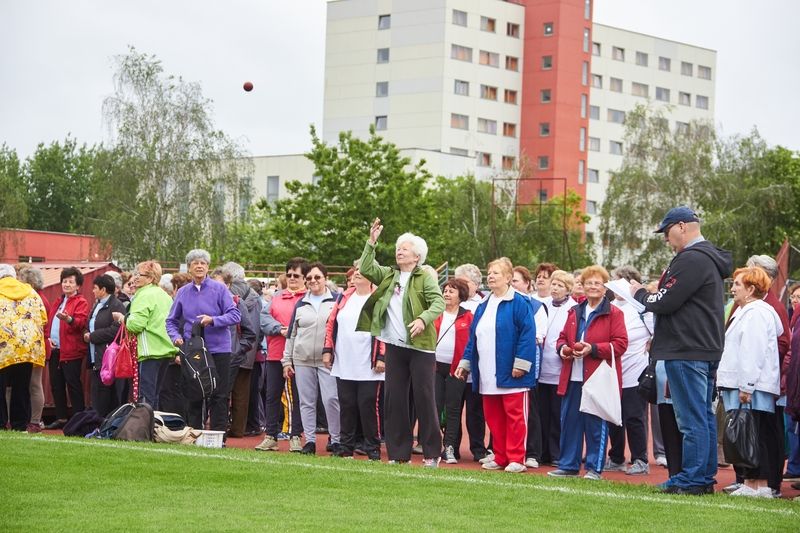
[555,298,628,396]
[47,293,89,362]
[433,307,473,376]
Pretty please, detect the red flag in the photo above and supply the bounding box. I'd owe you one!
[771,238,790,300]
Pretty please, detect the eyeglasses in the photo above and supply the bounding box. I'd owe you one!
[134,272,148,278]
[286,273,303,279]
[306,275,324,281]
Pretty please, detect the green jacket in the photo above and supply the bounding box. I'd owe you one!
[125,284,179,361]
[356,241,444,351]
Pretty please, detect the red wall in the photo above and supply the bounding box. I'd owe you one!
[0,229,110,264]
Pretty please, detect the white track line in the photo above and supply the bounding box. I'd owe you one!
[3,433,797,517]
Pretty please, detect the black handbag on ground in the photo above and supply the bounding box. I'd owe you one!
[636,360,657,404]
[723,406,759,469]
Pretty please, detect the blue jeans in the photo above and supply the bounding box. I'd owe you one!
[785,414,800,476]
[664,359,717,488]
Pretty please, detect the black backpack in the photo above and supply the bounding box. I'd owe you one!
[180,321,218,401]
[98,402,154,441]
[63,409,105,437]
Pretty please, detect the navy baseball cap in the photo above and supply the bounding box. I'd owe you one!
[655,206,700,233]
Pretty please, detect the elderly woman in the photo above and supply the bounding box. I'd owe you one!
[533,263,557,303]
[718,267,782,497]
[0,264,48,431]
[357,218,445,466]
[45,266,89,429]
[538,269,576,465]
[15,266,49,433]
[455,257,537,473]
[548,265,628,480]
[282,261,340,455]
[323,267,385,460]
[454,263,483,313]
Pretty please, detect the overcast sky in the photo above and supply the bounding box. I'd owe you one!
[1,0,798,159]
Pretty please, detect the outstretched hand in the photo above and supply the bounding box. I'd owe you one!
[368,218,384,245]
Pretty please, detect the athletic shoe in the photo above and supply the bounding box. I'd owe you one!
[444,445,458,464]
[300,442,316,455]
[26,423,42,434]
[412,444,423,455]
[422,457,440,468]
[655,455,668,468]
[44,419,67,430]
[481,460,502,470]
[661,485,706,496]
[722,482,743,494]
[505,462,527,473]
[326,441,333,453]
[333,447,352,458]
[524,457,539,469]
[277,432,290,440]
[584,470,601,480]
[387,460,409,465]
[754,487,775,498]
[771,489,782,498]
[289,436,303,452]
[626,459,650,475]
[547,469,579,478]
[316,426,328,435]
[354,442,367,456]
[730,485,758,497]
[479,453,496,465]
[254,435,278,451]
[604,460,626,472]
[367,450,381,461]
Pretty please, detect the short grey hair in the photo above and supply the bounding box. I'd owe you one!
[396,233,428,266]
[106,270,123,289]
[185,249,211,265]
[17,266,44,290]
[221,261,246,281]
[611,265,642,284]
[159,273,174,292]
[454,263,482,287]
[0,264,16,280]
[746,255,778,280]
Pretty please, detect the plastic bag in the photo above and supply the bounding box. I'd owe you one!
[580,345,622,426]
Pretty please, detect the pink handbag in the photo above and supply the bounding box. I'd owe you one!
[100,326,125,386]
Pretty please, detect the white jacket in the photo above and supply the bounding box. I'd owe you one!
[717,299,782,395]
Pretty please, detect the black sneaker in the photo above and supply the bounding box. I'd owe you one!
[367,450,381,461]
[326,441,333,453]
[300,442,316,455]
[354,442,367,455]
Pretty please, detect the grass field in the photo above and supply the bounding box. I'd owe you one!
[1,432,798,532]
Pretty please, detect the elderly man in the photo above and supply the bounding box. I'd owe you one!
[630,206,732,495]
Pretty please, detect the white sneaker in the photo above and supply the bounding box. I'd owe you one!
[754,487,775,498]
[655,455,668,467]
[254,435,278,451]
[444,445,458,464]
[479,453,495,464]
[626,459,649,475]
[583,470,602,480]
[524,457,539,468]
[422,457,440,468]
[289,436,302,453]
[730,485,758,497]
[481,460,502,470]
[505,462,527,473]
[723,482,743,494]
[604,460,626,472]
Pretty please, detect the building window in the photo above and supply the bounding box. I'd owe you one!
[607,108,625,123]
[655,86,670,102]
[479,50,499,67]
[504,89,517,104]
[579,127,586,151]
[477,118,497,135]
[502,156,516,170]
[378,14,391,30]
[583,28,590,52]
[451,113,469,130]
[589,105,599,120]
[375,115,387,130]
[636,51,648,66]
[503,122,517,137]
[507,22,520,38]
[578,160,585,184]
[585,0,592,19]
[453,9,467,26]
[588,168,599,183]
[589,137,600,152]
[505,56,519,71]
[610,77,622,92]
[451,44,473,62]
[480,16,496,32]
[698,65,712,80]
[539,189,548,202]
[591,74,602,89]
[581,61,588,84]
[454,79,469,96]
[580,94,587,118]
[679,92,691,106]
[376,81,388,97]
[477,152,492,167]
[658,56,671,71]
[541,89,552,103]
[451,147,468,156]
[609,140,623,155]
[676,122,690,134]
[632,82,649,98]
[592,42,601,56]
[542,55,553,70]
[480,85,497,100]
[267,175,280,203]
[544,22,554,36]
[612,46,625,61]
[539,122,550,136]
[696,95,709,109]
[377,48,390,63]
[538,156,549,170]
[681,61,693,76]
[586,200,597,215]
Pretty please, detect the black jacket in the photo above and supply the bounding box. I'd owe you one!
[88,294,127,367]
[634,239,733,361]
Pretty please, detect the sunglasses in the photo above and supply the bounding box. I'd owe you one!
[286,273,303,279]
[306,275,324,281]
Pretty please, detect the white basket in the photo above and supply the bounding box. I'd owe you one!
[195,430,225,448]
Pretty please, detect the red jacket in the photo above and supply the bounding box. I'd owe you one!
[323,286,384,368]
[47,293,89,362]
[556,297,628,396]
[433,307,473,375]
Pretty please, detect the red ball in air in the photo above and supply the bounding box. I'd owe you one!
[243,81,254,92]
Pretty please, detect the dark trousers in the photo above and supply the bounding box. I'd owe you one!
[158,363,186,419]
[384,344,441,461]
[537,383,561,464]
[0,371,6,428]
[443,374,488,459]
[337,378,381,454]
[732,409,783,491]
[229,367,251,437]
[0,363,33,430]
[609,386,649,464]
[264,360,301,438]
[526,387,542,460]
[138,358,171,410]
[658,403,683,478]
[246,361,267,432]
[48,349,84,420]
[187,353,231,431]
[434,362,450,427]
[89,370,128,418]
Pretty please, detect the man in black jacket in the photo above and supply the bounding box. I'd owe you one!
[630,206,733,495]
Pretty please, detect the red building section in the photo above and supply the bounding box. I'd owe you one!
[0,228,110,264]
[518,0,591,207]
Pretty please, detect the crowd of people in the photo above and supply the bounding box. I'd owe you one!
[1,206,800,499]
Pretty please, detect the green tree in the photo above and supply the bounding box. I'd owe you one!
[95,47,251,265]
[0,144,28,229]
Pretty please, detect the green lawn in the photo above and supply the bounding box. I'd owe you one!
[1,432,797,532]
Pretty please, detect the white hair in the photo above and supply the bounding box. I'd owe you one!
[159,273,174,292]
[396,232,428,266]
[454,263,482,286]
[0,264,16,280]
[746,254,778,280]
[185,249,211,265]
[106,270,123,289]
[221,261,246,281]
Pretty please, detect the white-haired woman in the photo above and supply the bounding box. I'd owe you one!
[454,263,483,313]
[357,218,445,466]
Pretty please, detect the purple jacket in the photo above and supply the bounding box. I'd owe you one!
[166,278,241,354]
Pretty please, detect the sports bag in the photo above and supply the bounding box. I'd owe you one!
[180,321,217,401]
[723,406,759,469]
[62,409,105,437]
[97,402,154,441]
